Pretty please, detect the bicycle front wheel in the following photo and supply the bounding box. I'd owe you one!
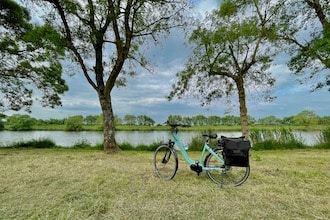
[153,144,178,180]
[205,149,250,187]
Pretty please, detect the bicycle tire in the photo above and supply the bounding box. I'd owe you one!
[204,148,250,187]
[153,144,178,180]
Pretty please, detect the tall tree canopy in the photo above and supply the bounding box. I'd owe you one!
[0,0,68,112]
[279,0,329,91]
[169,0,282,139]
[33,0,189,152]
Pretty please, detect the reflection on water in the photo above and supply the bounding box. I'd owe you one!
[0,130,321,147]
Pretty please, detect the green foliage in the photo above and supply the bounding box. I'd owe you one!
[123,115,137,125]
[72,140,93,149]
[252,140,306,150]
[3,138,56,149]
[218,0,237,17]
[0,0,68,112]
[65,115,83,131]
[292,110,319,126]
[317,127,330,149]
[251,128,306,150]
[0,0,31,31]
[136,115,155,126]
[6,114,33,131]
[279,0,330,91]
[322,127,330,144]
[84,115,98,125]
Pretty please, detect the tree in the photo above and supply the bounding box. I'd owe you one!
[279,0,329,91]
[292,110,319,126]
[65,115,83,131]
[124,115,137,126]
[34,0,188,152]
[191,115,207,126]
[84,115,98,125]
[167,115,183,124]
[136,115,155,126]
[0,0,68,112]
[169,0,282,139]
[207,115,221,125]
[258,116,281,125]
[221,115,240,126]
[6,114,33,131]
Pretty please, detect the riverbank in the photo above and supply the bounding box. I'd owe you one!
[0,149,329,219]
[1,129,328,149]
[18,124,330,132]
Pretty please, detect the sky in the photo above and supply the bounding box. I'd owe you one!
[7,0,330,123]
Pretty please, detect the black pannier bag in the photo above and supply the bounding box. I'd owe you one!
[222,138,251,167]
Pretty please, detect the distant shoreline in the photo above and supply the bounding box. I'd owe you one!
[1,124,326,132]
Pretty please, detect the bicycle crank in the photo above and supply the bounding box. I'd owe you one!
[190,161,203,176]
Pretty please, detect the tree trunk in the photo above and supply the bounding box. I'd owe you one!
[99,94,118,152]
[236,77,250,140]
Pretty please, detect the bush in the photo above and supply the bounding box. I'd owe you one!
[6,138,56,149]
[6,114,33,131]
[65,116,83,131]
[72,140,92,149]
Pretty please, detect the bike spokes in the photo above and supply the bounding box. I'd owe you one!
[153,145,178,180]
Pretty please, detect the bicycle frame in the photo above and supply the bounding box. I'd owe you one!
[171,131,224,171]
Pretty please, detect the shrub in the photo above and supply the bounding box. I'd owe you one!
[72,140,92,149]
[6,114,33,131]
[65,116,83,131]
[7,138,56,148]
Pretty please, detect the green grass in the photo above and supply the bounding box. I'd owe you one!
[0,138,57,149]
[0,148,329,219]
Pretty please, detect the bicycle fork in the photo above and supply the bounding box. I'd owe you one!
[162,150,172,164]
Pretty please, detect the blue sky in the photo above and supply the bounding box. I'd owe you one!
[9,0,330,123]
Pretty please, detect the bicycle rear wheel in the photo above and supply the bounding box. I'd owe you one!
[153,144,178,180]
[205,148,250,187]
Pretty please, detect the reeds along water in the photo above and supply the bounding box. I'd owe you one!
[250,128,319,150]
[250,129,299,143]
[321,127,330,143]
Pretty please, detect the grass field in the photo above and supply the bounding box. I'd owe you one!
[0,149,329,219]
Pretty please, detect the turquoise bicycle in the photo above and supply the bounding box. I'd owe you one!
[153,123,250,187]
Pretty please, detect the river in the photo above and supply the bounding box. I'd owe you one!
[0,130,322,147]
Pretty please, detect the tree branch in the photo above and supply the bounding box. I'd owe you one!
[43,0,97,91]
